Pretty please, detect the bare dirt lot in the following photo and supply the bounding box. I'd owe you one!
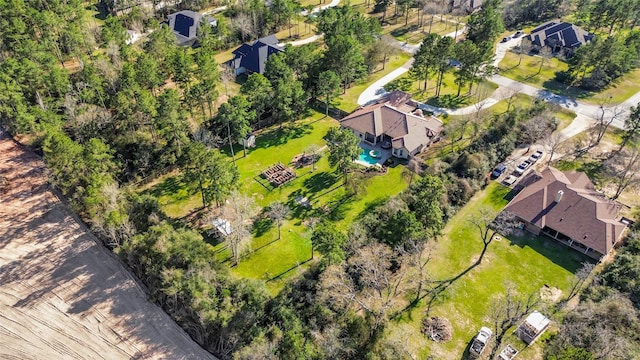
[0,130,216,359]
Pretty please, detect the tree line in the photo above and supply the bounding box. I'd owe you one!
[407,0,503,98]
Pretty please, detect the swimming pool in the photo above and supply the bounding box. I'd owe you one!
[358,148,380,166]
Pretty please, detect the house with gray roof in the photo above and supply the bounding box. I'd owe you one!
[524,21,593,56]
[339,91,443,159]
[168,10,216,47]
[228,35,284,75]
[503,167,627,260]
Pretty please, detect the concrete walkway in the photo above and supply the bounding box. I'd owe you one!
[279,33,324,47]
[357,59,415,106]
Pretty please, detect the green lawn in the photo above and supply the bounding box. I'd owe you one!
[487,93,536,114]
[582,68,640,105]
[497,51,582,96]
[499,51,640,104]
[413,75,498,109]
[386,182,592,359]
[144,112,411,294]
[382,15,465,45]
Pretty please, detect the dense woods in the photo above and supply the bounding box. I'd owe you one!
[2,0,639,358]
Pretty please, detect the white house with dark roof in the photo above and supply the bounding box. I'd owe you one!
[339,91,443,159]
[524,21,593,56]
[503,167,627,260]
[167,10,216,47]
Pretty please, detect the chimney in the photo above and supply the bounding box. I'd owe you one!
[555,190,564,203]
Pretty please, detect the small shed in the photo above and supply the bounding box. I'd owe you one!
[239,133,256,148]
[211,218,232,237]
[516,311,550,344]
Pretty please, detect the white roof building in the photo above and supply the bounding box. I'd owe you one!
[516,311,550,344]
[212,218,232,236]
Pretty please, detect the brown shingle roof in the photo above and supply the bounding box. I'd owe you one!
[504,167,626,256]
[339,96,443,155]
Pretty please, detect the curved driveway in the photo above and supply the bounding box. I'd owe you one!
[357,32,634,132]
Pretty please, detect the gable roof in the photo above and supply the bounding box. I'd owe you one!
[504,167,626,256]
[229,35,284,74]
[525,21,593,50]
[340,92,443,154]
[167,10,216,46]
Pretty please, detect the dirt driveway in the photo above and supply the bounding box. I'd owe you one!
[0,131,216,359]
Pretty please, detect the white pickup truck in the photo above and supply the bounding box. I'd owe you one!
[470,327,493,357]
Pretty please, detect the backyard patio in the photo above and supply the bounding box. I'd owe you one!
[356,141,392,167]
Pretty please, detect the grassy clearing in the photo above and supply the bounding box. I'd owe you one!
[232,163,409,294]
[383,71,498,109]
[497,51,580,95]
[499,51,640,104]
[387,182,592,358]
[144,111,410,294]
[581,68,640,105]
[381,15,464,45]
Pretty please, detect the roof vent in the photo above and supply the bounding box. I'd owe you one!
[555,190,564,203]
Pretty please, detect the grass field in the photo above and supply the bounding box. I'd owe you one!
[144,112,411,294]
[382,71,499,110]
[498,51,578,95]
[499,51,640,104]
[385,182,592,359]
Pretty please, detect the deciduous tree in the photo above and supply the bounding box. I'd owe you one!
[268,201,289,240]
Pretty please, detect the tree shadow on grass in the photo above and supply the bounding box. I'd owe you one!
[145,175,186,199]
[303,171,339,196]
[253,210,274,238]
[426,94,468,109]
[355,197,388,221]
[507,233,593,273]
[541,79,592,99]
[267,258,312,282]
[326,194,355,222]
[251,122,314,151]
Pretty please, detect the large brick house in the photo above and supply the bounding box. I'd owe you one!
[339,91,443,159]
[503,167,627,260]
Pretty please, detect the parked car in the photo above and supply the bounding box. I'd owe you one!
[514,161,531,176]
[501,36,511,43]
[470,327,493,357]
[491,164,507,178]
[528,150,544,163]
[531,150,543,160]
[513,30,524,38]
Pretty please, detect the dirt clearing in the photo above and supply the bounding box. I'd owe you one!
[0,130,216,359]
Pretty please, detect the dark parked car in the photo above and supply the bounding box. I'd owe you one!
[513,30,524,38]
[501,36,511,43]
[491,164,507,178]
